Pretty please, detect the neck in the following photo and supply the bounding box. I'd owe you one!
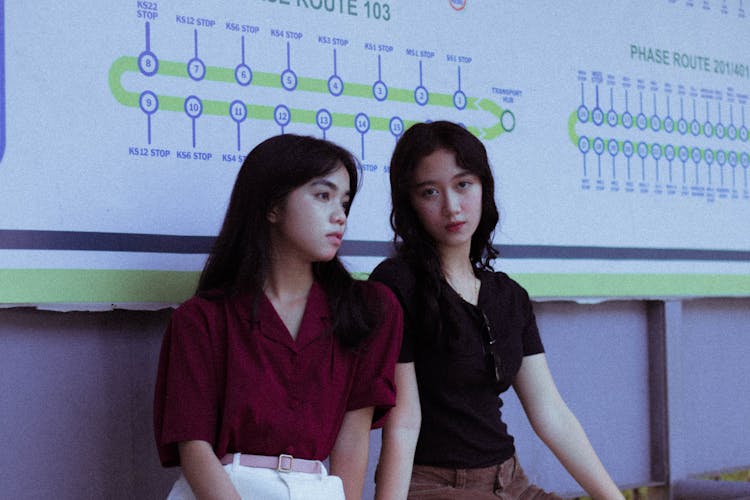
[264,252,315,301]
[438,244,474,282]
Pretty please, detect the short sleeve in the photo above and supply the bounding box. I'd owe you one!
[369,258,416,363]
[153,300,219,467]
[513,278,544,356]
[344,282,403,428]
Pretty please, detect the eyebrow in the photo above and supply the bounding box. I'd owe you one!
[412,170,475,189]
[310,179,351,197]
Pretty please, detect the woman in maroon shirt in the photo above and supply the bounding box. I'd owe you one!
[154,134,402,499]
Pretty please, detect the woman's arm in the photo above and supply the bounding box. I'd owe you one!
[178,440,241,500]
[374,362,421,500]
[329,406,376,500]
[513,353,624,500]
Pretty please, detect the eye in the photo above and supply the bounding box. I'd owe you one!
[420,187,439,198]
[341,197,351,211]
[315,191,331,201]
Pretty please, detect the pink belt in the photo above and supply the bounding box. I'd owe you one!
[220,453,322,474]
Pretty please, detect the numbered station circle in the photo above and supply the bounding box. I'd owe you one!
[663,116,675,133]
[229,100,247,123]
[636,113,648,130]
[577,105,589,123]
[316,108,333,131]
[591,107,604,126]
[328,75,344,96]
[664,144,676,162]
[740,126,749,142]
[187,57,206,81]
[703,121,713,138]
[704,148,714,165]
[139,90,159,115]
[235,64,253,86]
[741,152,750,168]
[650,114,661,132]
[678,145,689,163]
[621,111,634,129]
[622,140,634,158]
[677,118,689,135]
[372,80,388,101]
[138,51,159,77]
[354,112,370,133]
[501,110,516,132]
[414,86,429,106]
[577,136,590,154]
[691,147,702,164]
[184,95,203,118]
[281,69,298,91]
[727,124,737,140]
[716,149,727,166]
[453,90,467,110]
[389,116,405,137]
[607,109,618,127]
[637,142,649,159]
[607,138,619,157]
[592,137,605,155]
[715,122,725,139]
[651,143,662,160]
[273,104,291,127]
[690,119,701,136]
[729,150,738,167]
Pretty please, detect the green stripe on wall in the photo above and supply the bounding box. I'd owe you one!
[1,269,749,304]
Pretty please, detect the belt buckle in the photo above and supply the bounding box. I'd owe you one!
[277,454,294,473]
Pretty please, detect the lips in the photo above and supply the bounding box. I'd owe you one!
[445,221,465,233]
[326,232,343,246]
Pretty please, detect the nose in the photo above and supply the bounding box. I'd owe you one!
[332,205,347,225]
[442,192,460,216]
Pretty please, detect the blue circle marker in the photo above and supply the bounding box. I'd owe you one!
[622,140,634,158]
[414,86,429,106]
[622,111,633,129]
[678,145,689,163]
[389,116,404,137]
[592,107,604,126]
[715,123,725,139]
[716,149,727,166]
[501,110,516,132]
[577,105,589,123]
[741,152,750,168]
[372,80,388,101]
[187,58,206,81]
[704,148,714,165]
[274,104,291,127]
[636,113,648,130]
[663,116,675,133]
[690,119,701,136]
[453,90,467,110]
[727,124,737,140]
[235,64,252,86]
[677,118,688,135]
[184,95,203,118]
[691,147,702,164]
[229,100,247,123]
[316,109,333,131]
[652,143,662,160]
[607,138,619,157]
[593,137,605,155]
[607,109,618,127]
[328,75,344,96]
[665,144,676,161]
[729,150,738,167]
[355,112,370,133]
[138,51,159,77]
[740,126,749,142]
[650,114,661,132]
[637,142,649,159]
[578,136,590,154]
[703,121,713,138]
[139,90,159,114]
[281,69,298,91]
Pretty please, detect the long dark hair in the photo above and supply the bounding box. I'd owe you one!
[199,133,376,347]
[389,121,499,335]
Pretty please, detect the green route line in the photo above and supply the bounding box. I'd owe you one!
[568,110,750,164]
[109,56,515,140]
[2,269,749,303]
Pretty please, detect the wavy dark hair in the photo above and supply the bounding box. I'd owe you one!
[389,121,499,336]
[198,133,376,348]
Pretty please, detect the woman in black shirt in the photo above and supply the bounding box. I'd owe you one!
[370,121,623,499]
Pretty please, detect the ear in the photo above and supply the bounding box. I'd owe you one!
[267,205,281,224]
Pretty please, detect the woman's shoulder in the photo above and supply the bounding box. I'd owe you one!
[480,268,532,301]
[369,256,416,294]
[172,288,240,321]
[357,279,401,314]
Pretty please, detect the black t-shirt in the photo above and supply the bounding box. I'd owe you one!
[369,256,545,468]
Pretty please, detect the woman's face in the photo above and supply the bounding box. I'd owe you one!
[268,164,351,264]
[409,148,482,255]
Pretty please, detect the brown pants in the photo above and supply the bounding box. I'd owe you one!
[407,455,564,500]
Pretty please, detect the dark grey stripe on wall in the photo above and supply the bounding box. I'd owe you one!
[0,230,749,261]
